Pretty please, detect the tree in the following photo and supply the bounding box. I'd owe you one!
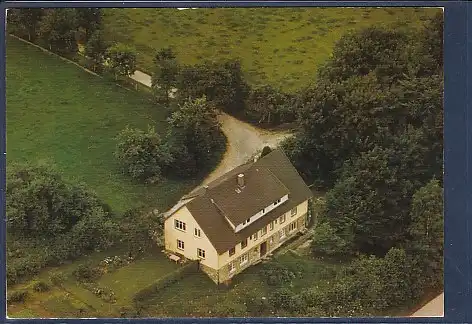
[167,96,224,174]
[39,8,79,54]
[318,26,410,84]
[260,146,272,158]
[106,43,137,80]
[7,8,45,41]
[114,125,172,183]
[6,162,105,237]
[151,47,179,106]
[75,8,102,42]
[177,60,250,113]
[311,222,353,257]
[84,29,109,72]
[245,84,287,125]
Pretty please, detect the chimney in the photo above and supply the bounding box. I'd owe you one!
[237,173,245,187]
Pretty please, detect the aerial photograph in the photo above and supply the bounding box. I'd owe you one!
[5,6,443,318]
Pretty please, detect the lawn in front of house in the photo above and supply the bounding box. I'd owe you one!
[102,7,439,92]
[6,35,199,214]
[138,251,348,317]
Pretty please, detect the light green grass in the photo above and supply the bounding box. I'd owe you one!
[102,7,439,92]
[97,251,179,304]
[6,35,200,213]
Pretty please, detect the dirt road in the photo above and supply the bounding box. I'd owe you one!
[130,70,293,185]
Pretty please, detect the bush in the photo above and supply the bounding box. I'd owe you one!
[269,287,294,309]
[7,290,28,304]
[114,125,172,183]
[260,262,296,286]
[32,280,50,292]
[49,272,67,286]
[133,261,198,306]
[73,263,101,282]
[311,222,353,257]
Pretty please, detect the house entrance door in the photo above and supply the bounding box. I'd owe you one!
[260,241,267,257]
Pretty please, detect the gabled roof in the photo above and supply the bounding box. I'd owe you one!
[168,149,313,254]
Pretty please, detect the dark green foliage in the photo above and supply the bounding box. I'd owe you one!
[38,8,79,54]
[311,222,353,257]
[176,60,250,113]
[7,290,29,304]
[84,29,109,72]
[32,280,51,292]
[7,162,103,237]
[73,263,102,282]
[151,47,179,105]
[49,272,67,286]
[166,96,226,176]
[260,262,296,286]
[114,125,171,183]
[76,8,103,41]
[244,84,296,125]
[7,8,45,41]
[107,43,137,79]
[260,146,272,157]
[269,287,293,309]
[318,26,410,84]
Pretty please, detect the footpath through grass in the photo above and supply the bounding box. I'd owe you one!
[6,35,199,213]
[102,7,439,92]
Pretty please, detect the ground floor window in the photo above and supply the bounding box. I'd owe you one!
[228,261,236,273]
[280,227,286,239]
[197,248,206,259]
[177,239,185,250]
[289,222,297,232]
[240,253,249,265]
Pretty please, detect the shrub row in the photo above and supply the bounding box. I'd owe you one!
[132,260,199,306]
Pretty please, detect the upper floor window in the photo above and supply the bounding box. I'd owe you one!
[279,214,286,224]
[174,219,186,231]
[269,221,275,231]
[291,207,297,217]
[197,248,206,259]
[261,226,267,236]
[241,238,248,249]
[229,247,235,256]
[194,228,201,237]
[177,239,185,250]
[253,231,258,241]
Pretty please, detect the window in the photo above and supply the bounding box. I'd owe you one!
[289,222,297,232]
[269,236,274,244]
[240,253,249,265]
[253,231,258,241]
[174,219,186,231]
[197,248,206,259]
[280,228,287,239]
[194,228,201,237]
[177,239,185,250]
[229,247,235,256]
[269,221,275,231]
[261,226,267,236]
[274,198,281,206]
[261,208,265,214]
[291,207,297,217]
[228,261,236,273]
[279,214,286,224]
[241,238,248,249]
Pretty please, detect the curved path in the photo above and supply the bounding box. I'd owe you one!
[130,70,293,186]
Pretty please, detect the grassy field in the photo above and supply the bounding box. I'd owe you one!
[6,35,200,213]
[102,7,440,92]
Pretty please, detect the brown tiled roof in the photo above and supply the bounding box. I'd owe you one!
[178,149,313,254]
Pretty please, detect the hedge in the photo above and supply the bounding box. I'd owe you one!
[132,260,199,305]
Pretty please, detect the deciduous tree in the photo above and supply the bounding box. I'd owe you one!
[151,47,179,106]
[106,43,137,80]
[39,8,79,54]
